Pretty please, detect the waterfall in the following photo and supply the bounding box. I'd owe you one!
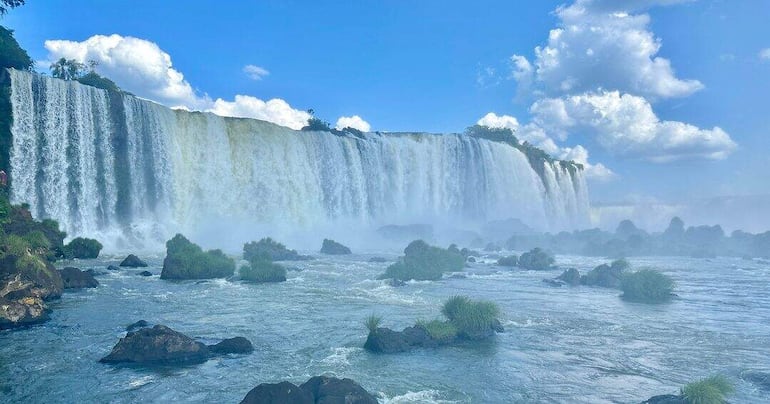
[7,70,590,249]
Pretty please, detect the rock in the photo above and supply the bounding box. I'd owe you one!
[59,267,99,289]
[120,254,148,267]
[542,279,563,287]
[389,279,406,287]
[556,268,581,286]
[240,381,313,404]
[497,255,518,267]
[467,257,476,263]
[0,295,49,329]
[0,249,63,329]
[640,394,686,404]
[518,248,555,270]
[378,240,465,281]
[209,337,254,355]
[126,320,149,332]
[243,238,311,261]
[401,325,438,348]
[368,257,387,263]
[364,327,410,353]
[581,260,627,288]
[161,234,235,280]
[300,376,378,404]
[107,265,120,271]
[491,319,505,333]
[100,325,210,365]
[741,370,770,391]
[320,239,352,255]
[85,269,108,277]
[138,271,153,277]
[61,237,103,259]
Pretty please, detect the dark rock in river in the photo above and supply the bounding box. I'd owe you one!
[107,265,120,271]
[0,295,49,329]
[300,376,378,404]
[0,249,63,329]
[120,254,148,267]
[581,259,628,288]
[161,234,235,280]
[138,271,153,277]
[364,326,441,353]
[126,320,149,332]
[320,239,352,255]
[467,257,476,263]
[741,370,770,391]
[59,267,99,289]
[542,278,563,287]
[640,394,686,404]
[100,325,210,365]
[556,268,581,286]
[240,381,313,404]
[209,337,254,355]
[85,269,108,277]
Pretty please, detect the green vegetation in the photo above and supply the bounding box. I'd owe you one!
[365,314,382,333]
[0,25,32,70]
[465,125,519,147]
[50,57,85,80]
[620,269,675,303]
[239,254,286,283]
[0,195,66,260]
[301,109,333,132]
[378,240,465,281]
[0,1,25,16]
[416,319,458,342]
[160,234,235,280]
[441,296,501,340]
[680,375,734,404]
[61,237,102,259]
[497,255,518,267]
[518,247,555,270]
[77,71,120,92]
[320,238,351,255]
[243,237,308,261]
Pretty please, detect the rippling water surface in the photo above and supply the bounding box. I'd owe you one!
[1,252,769,403]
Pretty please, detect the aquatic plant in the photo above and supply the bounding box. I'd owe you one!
[621,269,674,303]
[518,247,555,270]
[415,319,457,342]
[364,314,382,333]
[680,375,734,404]
[441,295,500,340]
[378,240,465,281]
[160,234,235,280]
[62,237,103,259]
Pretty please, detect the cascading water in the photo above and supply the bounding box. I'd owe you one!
[7,70,590,249]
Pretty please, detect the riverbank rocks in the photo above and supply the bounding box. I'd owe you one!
[100,324,253,366]
[120,254,148,267]
[240,376,377,404]
[160,234,235,280]
[59,267,99,289]
[320,239,352,255]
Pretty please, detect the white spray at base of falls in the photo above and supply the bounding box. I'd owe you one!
[8,70,590,250]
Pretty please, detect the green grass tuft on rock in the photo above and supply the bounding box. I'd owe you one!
[681,375,734,404]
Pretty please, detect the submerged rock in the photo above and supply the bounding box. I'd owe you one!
[240,376,377,404]
[100,325,210,365]
[138,271,153,277]
[120,254,148,267]
[209,337,254,355]
[542,278,563,287]
[59,267,99,289]
[126,320,149,332]
[107,265,120,271]
[320,239,352,255]
[741,370,770,391]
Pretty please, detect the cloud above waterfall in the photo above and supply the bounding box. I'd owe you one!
[43,34,315,130]
[335,115,371,132]
[511,0,703,99]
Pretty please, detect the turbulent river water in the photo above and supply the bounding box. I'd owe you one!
[1,251,768,403]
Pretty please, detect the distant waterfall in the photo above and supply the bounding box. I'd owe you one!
[7,70,590,249]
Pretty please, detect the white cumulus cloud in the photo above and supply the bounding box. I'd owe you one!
[209,96,311,130]
[558,145,617,181]
[529,91,736,162]
[243,64,270,80]
[477,112,520,131]
[335,115,371,132]
[511,2,703,99]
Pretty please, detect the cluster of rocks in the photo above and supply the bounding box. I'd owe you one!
[241,375,377,404]
[364,320,504,354]
[543,259,628,288]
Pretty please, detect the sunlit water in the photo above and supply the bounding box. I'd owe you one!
[1,252,768,403]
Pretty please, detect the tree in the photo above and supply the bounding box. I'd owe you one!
[0,25,32,70]
[0,0,24,16]
[50,58,85,80]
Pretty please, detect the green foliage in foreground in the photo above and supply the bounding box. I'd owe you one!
[518,247,555,270]
[681,375,734,404]
[239,255,286,283]
[378,240,465,281]
[365,314,382,333]
[62,237,102,259]
[441,295,500,340]
[161,234,235,280]
[621,269,675,303]
[416,319,457,342]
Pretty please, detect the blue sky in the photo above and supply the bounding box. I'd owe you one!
[4,0,770,206]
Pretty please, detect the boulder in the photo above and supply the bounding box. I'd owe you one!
[138,271,153,277]
[120,254,148,267]
[0,250,63,329]
[59,267,99,289]
[467,257,476,263]
[556,268,581,286]
[85,269,108,277]
[581,260,627,288]
[240,381,313,404]
[61,237,102,259]
[518,248,555,270]
[640,394,686,404]
[107,265,120,271]
[364,327,410,353]
[126,320,149,332]
[100,325,210,365]
[161,234,235,280]
[300,376,378,404]
[0,295,48,329]
[320,239,352,255]
[209,337,254,355]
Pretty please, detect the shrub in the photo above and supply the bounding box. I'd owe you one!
[441,296,500,340]
[23,230,50,251]
[301,117,332,131]
[365,314,382,333]
[378,240,465,281]
[77,71,120,92]
[518,247,555,270]
[62,237,102,259]
[497,255,518,267]
[681,375,734,404]
[416,319,457,342]
[239,257,286,283]
[243,238,309,261]
[621,269,674,303]
[0,26,33,70]
[160,234,235,280]
[465,125,518,147]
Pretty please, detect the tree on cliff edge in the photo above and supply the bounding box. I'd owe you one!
[0,0,24,16]
[0,25,32,70]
